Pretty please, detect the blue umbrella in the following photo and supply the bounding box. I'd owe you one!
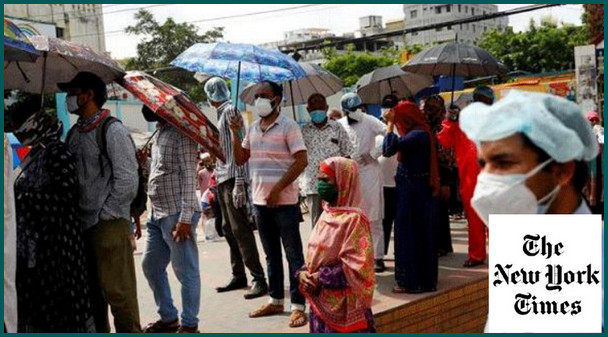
[171,42,306,112]
[4,18,40,62]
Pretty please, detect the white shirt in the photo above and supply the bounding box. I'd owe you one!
[377,135,399,188]
[338,115,386,221]
[4,134,18,332]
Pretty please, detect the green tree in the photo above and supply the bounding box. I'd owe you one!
[322,45,400,86]
[125,9,224,101]
[478,18,588,74]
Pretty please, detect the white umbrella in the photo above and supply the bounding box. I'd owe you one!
[240,63,343,110]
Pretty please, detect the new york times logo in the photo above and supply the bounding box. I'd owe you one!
[492,234,601,316]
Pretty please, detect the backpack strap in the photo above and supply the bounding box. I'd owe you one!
[96,116,119,177]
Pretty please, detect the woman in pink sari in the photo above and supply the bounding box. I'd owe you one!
[297,157,376,333]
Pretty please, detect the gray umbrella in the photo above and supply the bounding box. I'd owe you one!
[402,42,507,103]
[240,63,342,118]
[355,64,433,104]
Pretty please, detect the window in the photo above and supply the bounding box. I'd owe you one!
[435,6,441,14]
[472,8,475,15]
[56,27,64,38]
[459,24,463,29]
[484,26,488,32]
[446,5,451,13]
[458,4,462,12]
[436,27,442,32]
[410,10,418,19]
[472,24,476,33]
[412,32,418,36]
[465,6,468,13]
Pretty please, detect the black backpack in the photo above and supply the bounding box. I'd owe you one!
[68,116,148,219]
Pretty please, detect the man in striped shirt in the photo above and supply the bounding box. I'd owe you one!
[231,81,309,328]
[204,78,268,300]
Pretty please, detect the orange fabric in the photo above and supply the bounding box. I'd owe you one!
[303,157,375,332]
[394,101,441,197]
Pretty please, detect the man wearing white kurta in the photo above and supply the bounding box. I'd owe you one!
[338,93,387,272]
[4,134,18,332]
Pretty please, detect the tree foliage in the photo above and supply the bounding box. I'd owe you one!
[478,19,588,74]
[124,9,224,101]
[322,46,400,86]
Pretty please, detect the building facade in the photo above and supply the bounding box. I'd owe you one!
[260,26,392,64]
[4,4,106,52]
[402,4,508,46]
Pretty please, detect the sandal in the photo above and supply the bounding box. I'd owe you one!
[143,319,179,333]
[463,259,484,268]
[249,303,284,318]
[289,310,308,328]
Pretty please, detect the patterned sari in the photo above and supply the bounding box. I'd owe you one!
[301,157,376,333]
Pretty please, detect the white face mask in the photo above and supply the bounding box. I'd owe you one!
[254,97,275,118]
[347,109,364,121]
[66,95,80,114]
[471,159,558,226]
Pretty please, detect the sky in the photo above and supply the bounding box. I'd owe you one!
[102,4,585,60]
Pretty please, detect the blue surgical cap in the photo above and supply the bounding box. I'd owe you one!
[204,77,231,103]
[473,86,495,103]
[341,92,363,112]
[460,90,598,163]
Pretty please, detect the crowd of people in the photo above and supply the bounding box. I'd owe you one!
[3,70,604,333]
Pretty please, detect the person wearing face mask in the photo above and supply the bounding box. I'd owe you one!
[437,86,494,268]
[383,101,441,294]
[60,72,141,333]
[231,81,309,328]
[337,93,387,273]
[296,157,376,333]
[137,105,203,333]
[300,93,353,228]
[460,90,603,333]
[203,77,268,301]
[460,90,599,221]
[6,95,95,332]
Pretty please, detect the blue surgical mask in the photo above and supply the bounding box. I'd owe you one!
[309,110,327,124]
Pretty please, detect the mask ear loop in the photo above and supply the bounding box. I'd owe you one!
[524,158,560,208]
[524,158,554,179]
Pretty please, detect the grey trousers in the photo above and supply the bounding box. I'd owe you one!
[306,194,323,228]
[217,179,266,282]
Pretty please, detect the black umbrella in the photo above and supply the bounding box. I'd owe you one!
[355,65,433,104]
[402,42,507,104]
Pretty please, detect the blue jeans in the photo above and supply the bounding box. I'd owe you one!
[253,205,305,306]
[142,212,201,327]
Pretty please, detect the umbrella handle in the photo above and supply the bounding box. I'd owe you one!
[234,61,244,140]
[450,63,456,106]
[289,80,297,122]
[235,61,241,113]
[40,52,48,108]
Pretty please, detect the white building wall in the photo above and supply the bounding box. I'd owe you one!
[402,4,508,46]
[4,4,106,52]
